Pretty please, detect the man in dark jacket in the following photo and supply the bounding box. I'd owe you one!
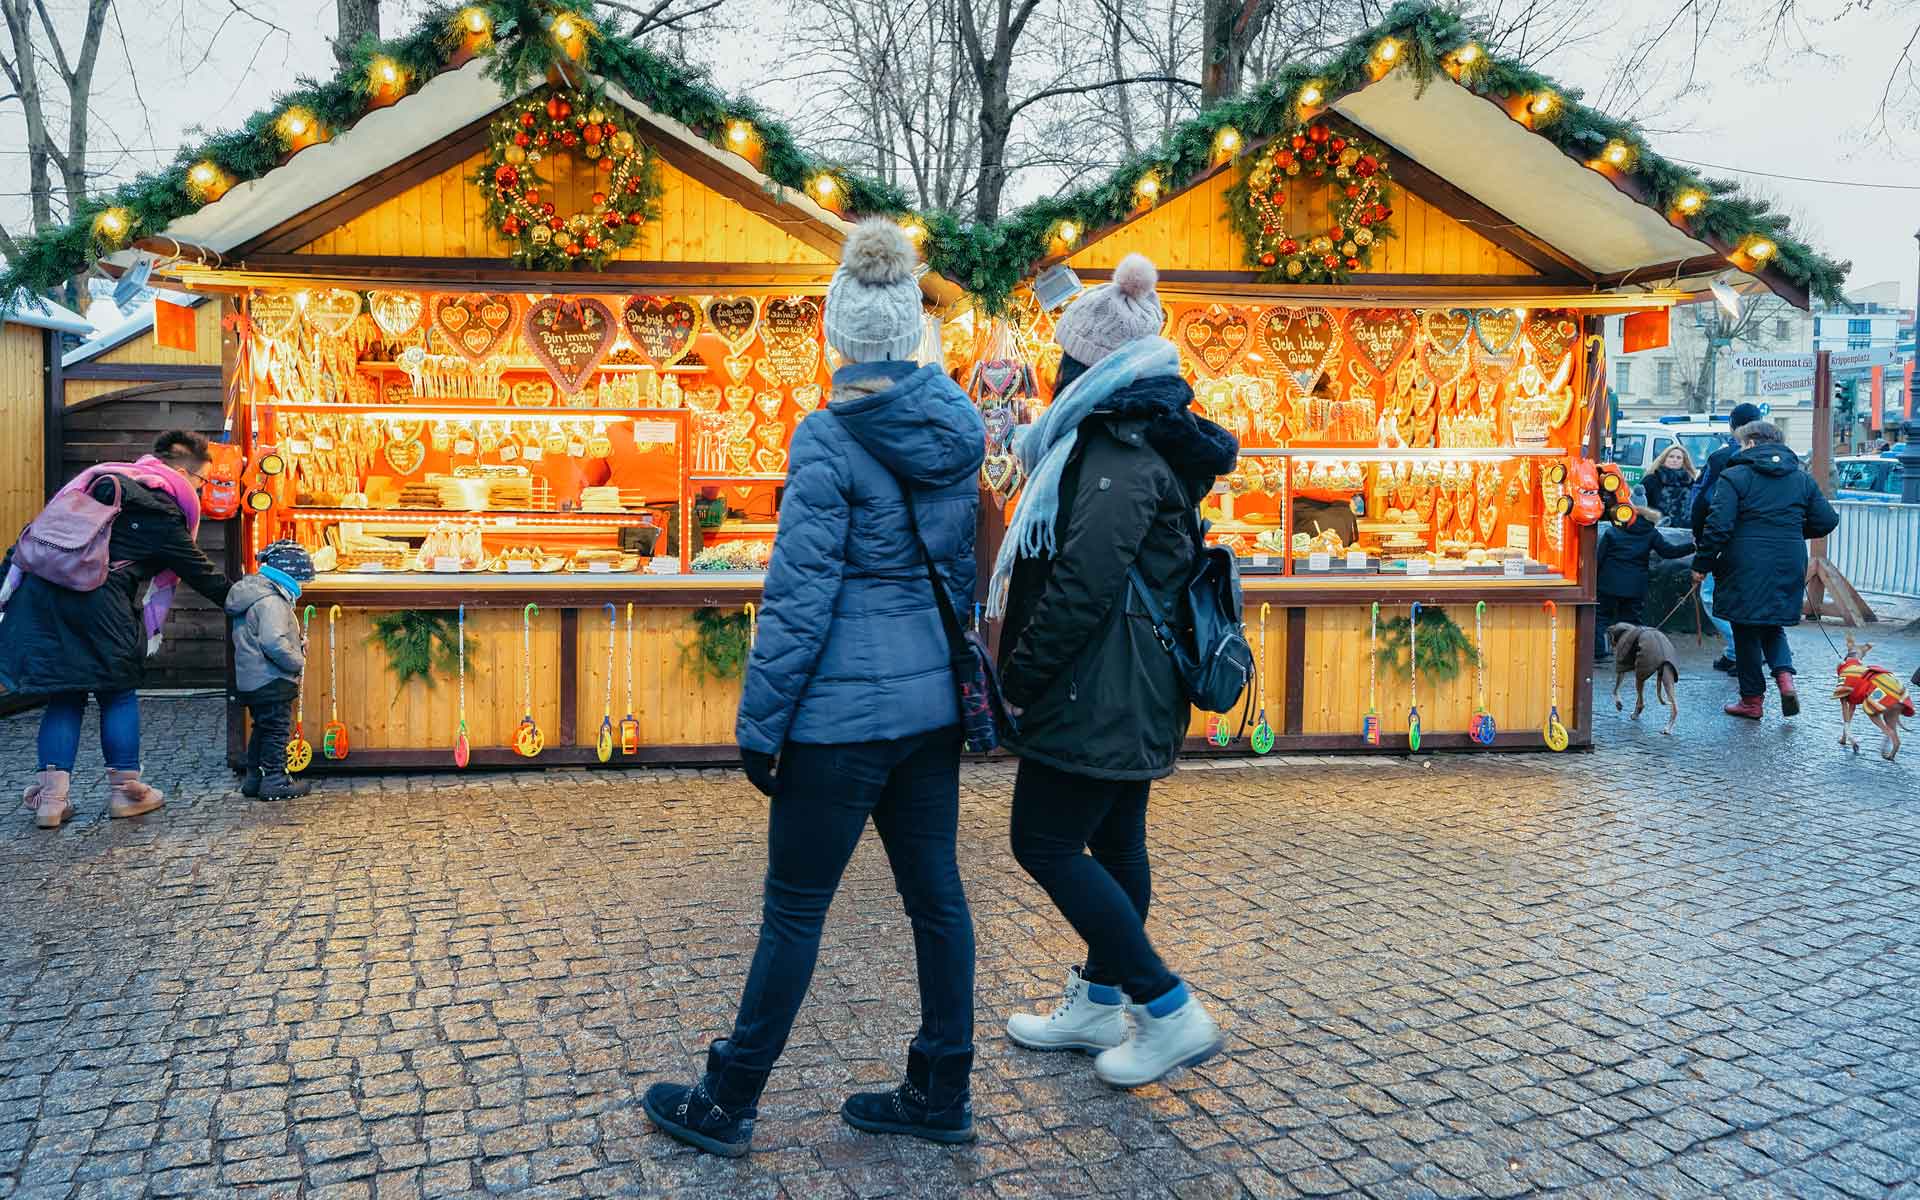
[1693,421,1840,719]
[986,254,1239,1090]
[1593,504,1692,657]
[0,431,230,828]
[1689,402,1764,671]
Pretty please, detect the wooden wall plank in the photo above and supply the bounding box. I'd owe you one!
[0,325,44,547]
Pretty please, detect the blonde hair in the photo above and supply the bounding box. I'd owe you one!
[1655,443,1696,478]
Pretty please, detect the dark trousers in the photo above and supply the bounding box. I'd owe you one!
[1595,593,1645,657]
[1732,623,1794,699]
[1009,758,1179,1005]
[705,726,973,1111]
[241,680,299,779]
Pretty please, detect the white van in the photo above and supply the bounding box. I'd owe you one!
[1607,417,1735,487]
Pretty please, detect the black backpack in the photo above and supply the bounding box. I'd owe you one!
[1127,514,1254,714]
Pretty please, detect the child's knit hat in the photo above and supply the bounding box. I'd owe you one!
[258,540,315,597]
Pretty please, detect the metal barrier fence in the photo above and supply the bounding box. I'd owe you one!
[1828,501,1920,599]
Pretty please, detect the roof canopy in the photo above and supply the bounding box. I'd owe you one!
[0,1,1844,314]
[2,290,91,334]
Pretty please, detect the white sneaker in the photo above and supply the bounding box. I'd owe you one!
[1006,967,1128,1052]
[1094,989,1222,1088]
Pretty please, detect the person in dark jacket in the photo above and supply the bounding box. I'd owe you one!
[1593,504,1692,657]
[0,431,230,828]
[1641,445,1696,525]
[228,540,316,802]
[643,221,984,1158]
[1690,402,1764,672]
[987,254,1239,1090]
[1693,421,1840,719]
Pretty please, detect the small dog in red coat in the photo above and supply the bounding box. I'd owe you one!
[1834,634,1914,761]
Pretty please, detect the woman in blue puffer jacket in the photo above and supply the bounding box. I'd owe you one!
[644,220,985,1158]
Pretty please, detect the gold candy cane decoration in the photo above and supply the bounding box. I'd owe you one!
[596,603,616,762]
[322,605,349,759]
[620,602,640,755]
[514,603,544,758]
[286,605,316,773]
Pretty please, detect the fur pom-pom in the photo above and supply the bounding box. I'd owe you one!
[840,219,917,286]
[1111,253,1158,298]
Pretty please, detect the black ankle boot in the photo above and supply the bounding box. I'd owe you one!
[642,1081,755,1158]
[841,1048,974,1144]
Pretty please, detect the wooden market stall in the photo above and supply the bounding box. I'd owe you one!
[4,4,1837,768]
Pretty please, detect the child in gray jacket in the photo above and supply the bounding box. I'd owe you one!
[227,541,314,800]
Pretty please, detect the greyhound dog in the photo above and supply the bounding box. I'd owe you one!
[1834,635,1913,761]
[1609,622,1681,735]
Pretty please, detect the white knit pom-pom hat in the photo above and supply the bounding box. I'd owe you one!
[1053,253,1163,367]
[823,219,926,364]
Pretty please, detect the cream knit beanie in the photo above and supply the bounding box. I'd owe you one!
[823,219,925,364]
[1053,254,1163,366]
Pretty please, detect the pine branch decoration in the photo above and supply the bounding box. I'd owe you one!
[368,610,477,690]
[1375,606,1479,682]
[681,608,751,682]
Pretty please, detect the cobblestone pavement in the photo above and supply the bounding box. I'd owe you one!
[1,619,1917,1199]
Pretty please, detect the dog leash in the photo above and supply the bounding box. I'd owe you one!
[1647,579,1701,632]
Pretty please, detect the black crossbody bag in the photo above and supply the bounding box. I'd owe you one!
[894,483,1014,753]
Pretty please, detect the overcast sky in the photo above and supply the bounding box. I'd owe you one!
[5,0,1914,308]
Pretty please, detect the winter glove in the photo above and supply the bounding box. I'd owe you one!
[741,749,778,798]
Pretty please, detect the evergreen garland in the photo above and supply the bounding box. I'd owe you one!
[682,608,751,681]
[368,610,477,689]
[0,0,1848,313]
[1375,606,1480,682]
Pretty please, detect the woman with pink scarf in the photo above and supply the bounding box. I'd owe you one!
[0,431,232,828]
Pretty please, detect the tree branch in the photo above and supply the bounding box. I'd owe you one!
[1009,72,1199,119]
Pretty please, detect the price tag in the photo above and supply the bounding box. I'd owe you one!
[313,435,335,451]
[1406,559,1432,577]
[499,443,519,462]
[522,444,544,462]
[506,559,535,575]
[287,437,312,455]
[633,420,676,445]
[1346,550,1368,570]
[588,561,612,574]
[433,556,463,574]
[1308,551,1331,572]
[495,516,517,528]
[454,438,476,456]
[1506,524,1530,552]
[1503,558,1528,577]
[1251,554,1269,567]
[568,440,587,458]
[360,563,384,573]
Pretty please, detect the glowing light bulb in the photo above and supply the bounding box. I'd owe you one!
[280,109,313,140]
[552,15,577,39]
[812,174,838,200]
[1057,220,1080,244]
[1135,173,1160,200]
[1528,92,1556,116]
[1602,141,1629,165]
[94,208,128,239]
[188,162,218,189]
[1675,190,1706,214]
[727,121,752,147]
[461,7,489,34]
[899,219,927,242]
[1456,43,1481,64]
[1747,238,1776,262]
[1299,82,1324,107]
[1375,38,1401,63]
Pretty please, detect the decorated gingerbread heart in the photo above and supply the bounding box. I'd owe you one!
[1257,306,1341,393]
[367,290,424,340]
[433,293,519,363]
[1347,308,1414,378]
[705,295,760,353]
[1175,305,1251,378]
[1527,309,1580,368]
[305,288,363,339]
[249,292,299,342]
[524,297,617,394]
[1473,307,1523,361]
[622,296,699,367]
[761,297,823,384]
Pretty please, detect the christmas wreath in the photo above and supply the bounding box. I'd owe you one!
[1226,122,1395,285]
[477,87,663,271]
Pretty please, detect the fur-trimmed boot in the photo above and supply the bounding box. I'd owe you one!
[107,770,165,819]
[30,770,72,829]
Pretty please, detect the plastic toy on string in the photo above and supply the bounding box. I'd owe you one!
[1542,599,1569,751]
[453,605,470,768]
[620,603,641,756]
[287,604,317,774]
[514,603,544,758]
[322,605,349,759]
[1470,601,1496,745]
[1407,601,1424,752]
[1250,603,1275,754]
[1363,601,1382,745]
[597,604,617,763]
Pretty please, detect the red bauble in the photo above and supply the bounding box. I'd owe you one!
[1280,238,1299,254]
[597,157,613,172]
[1331,227,1346,241]
[565,243,580,256]
[550,218,565,233]
[534,131,549,147]
[626,210,645,225]
[1290,134,1307,150]
[583,125,602,145]
[513,131,531,148]
[1346,185,1360,199]
[1345,257,1360,270]
[519,112,536,129]
[1308,125,1329,143]
[582,233,599,250]
[624,178,640,194]
[604,211,622,228]
[1301,145,1317,161]
[559,130,578,148]
[522,189,540,205]
[1331,136,1347,152]
[1260,252,1276,266]
[601,122,616,140]
[494,165,518,185]
[546,97,563,120]
[1358,154,1378,172]
[590,192,606,207]
[1275,150,1294,169]
[502,217,521,235]
[542,202,556,217]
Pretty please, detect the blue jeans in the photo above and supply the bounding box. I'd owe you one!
[1010,758,1180,1005]
[705,726,974,1110]
[1700,574,1735,658]
[37,690,141,772]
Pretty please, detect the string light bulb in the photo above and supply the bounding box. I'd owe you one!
[810,174,839,201]
[727,120,752,148]
[1299,81,1324,108]
[374,59,400,85]
[461,6,490,35]
[1527,91,1557,118]
[1602,140,1630,166]
[1745,237,1776,262]
[552,14,577,39]
[1214,126,1242,155]
[1134,172,1161,202]
[277,107,322,149]
[92,207,131,243]
[1056,220,1080,245]
[899,218,928,242]
[1456,42,1481,64]
[1675,189,1707,215]
[1375,38,1401,64]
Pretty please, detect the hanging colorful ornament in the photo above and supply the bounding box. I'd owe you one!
[1251,603,1275,754]
[597,604,617,762]
[1363,601,1382,745]
[322,605,349,759]
[1543,599,1569,751]
[514,603,545,758]
[1407,601,1424,752]
[286,604,317,774]
[454,605,471,768]
[620,602,641,756]
[1470,600,1497,745]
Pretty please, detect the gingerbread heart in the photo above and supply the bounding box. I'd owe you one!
[761,297,823,384]
[524,297,616,394]
[723,354,754,384]
[982,404,1016,451]
[1527,309,1580,368]
[706,296,760,353]
[367,290,423,340]
[1174,305,1251,378]
[754,422,785,449]
[684,385,721,413]
[249,292,299,342]
[727,437,755,473]
[511,380,553,407]
[1347,309,1414,379]
[433,293,519,363]
[1256,306,1341,393]
[723,385,754,412]
[754,448,787,474]
[304,288,362,339]
[981,453,1023,509]
[754,392,784,421]
[383,437,425,476]
[1421,307,1472,356]
[789,383,823,413]
[1473,308,1523,360]
[623,296,699,367]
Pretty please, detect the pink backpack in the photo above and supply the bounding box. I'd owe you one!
[15,475,124,592]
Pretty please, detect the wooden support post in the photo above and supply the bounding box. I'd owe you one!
[41,328,63,497]
[1804,349,1876,625]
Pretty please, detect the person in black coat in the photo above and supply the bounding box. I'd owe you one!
[0,431,230,827]
[1692,421,1840,719]
[1641,445,1696,525]
[1689,402,1764,672]
[1593,504,1692,657]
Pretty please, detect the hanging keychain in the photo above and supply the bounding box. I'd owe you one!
[619,602,640,755]
[1471,600,1497,745]
[286,604,316,774]
[453,604,471,768]
[514,603,544,758]
[1407,601,1423,752]
[1542,599,1569,751]
[596,603,616,762]
[1363,600,1382,745]
[322,605,349,759]
[1251,602,1275,754]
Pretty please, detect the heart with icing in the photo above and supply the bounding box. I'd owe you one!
[1421,307,1472,356]
[727,437,755,473]
[511,380,554,407]
[1256,306,1341,392]
[981,453,1022,507]
[383,437,426,476]
[1347,308,1414,378]
[368,290,423,340]
[1527,310,1580,368]
[723,385,754,412]
[755,392,784,421]
[622,296,699,367]
[1174,305,1251,378]
[305,289,362,339]
[754,448,787,474]
[706,296,760,352]
[524,297,616,394]
[982,404,1016,451]
[249,292,299,342]
[754,422,785,449]
[684,385,721,413]
[789,383,823,413]
[1473,308,1523,360]
[433,293,519,363]
[761,297,822,383]
[723,354,754,384]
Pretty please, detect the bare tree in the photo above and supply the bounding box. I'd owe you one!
[1672,293,1793,415]
[598,0,734,43]
[1,0,112,262]
[1199,0,1273,105]
[332,0,378,70]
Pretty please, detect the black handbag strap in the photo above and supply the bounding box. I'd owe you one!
[890,474,974,668]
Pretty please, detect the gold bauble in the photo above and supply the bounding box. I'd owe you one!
[1286,260,1304,277]
[531,226,553,245]
[505,145,526,165]
[588,108,606,123]
[1355,228,1375,246]
[1342,240,1358,255]
[1340,147,1360,167]
[612,131,635,155]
